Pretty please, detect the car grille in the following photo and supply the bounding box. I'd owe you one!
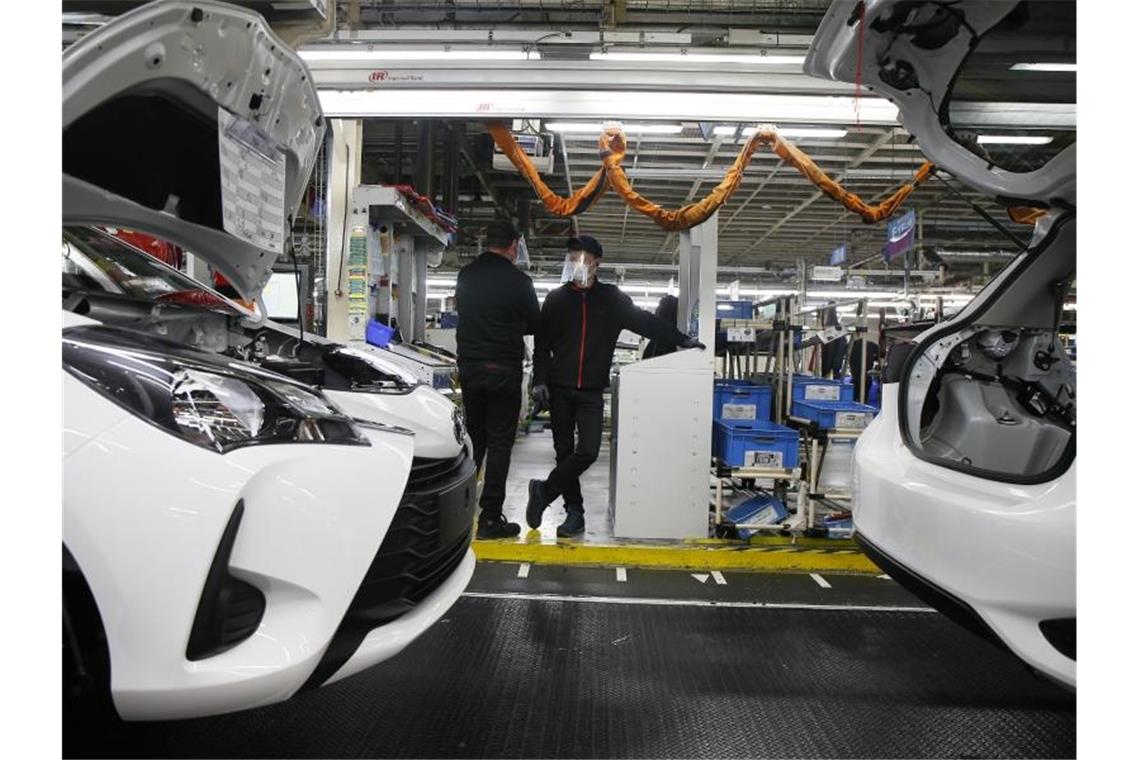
[303,447,476,689]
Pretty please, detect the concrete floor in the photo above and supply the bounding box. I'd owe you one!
[499,424,616,544]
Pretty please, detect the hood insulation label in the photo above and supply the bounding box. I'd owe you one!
[218,108,287,254]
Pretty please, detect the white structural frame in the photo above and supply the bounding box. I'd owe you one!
[610,214,717,539]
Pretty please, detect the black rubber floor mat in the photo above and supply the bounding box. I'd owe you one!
[65,596,1075,759]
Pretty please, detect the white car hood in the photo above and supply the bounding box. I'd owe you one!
[62,1,325,299]
[804,0,1075,207]
[258,321,464,458]
[324,386,466,460]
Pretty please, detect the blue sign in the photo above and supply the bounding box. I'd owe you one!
[829,244,847,266]
[883,209,916,263]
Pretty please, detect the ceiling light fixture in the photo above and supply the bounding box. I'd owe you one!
[317,90,901,124]
[545,121,685,134]
[977,135,1054,145]
[712,125,848,139]
[299,48,540,62]
[1009,62,1076,72]
[590,51,805,65]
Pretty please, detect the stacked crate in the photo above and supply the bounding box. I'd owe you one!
[712,380,800,469]
[789,376,879,431]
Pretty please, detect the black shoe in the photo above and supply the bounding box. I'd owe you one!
[477,514,521,540]
[525,479,547,529]
[556,512,585,538]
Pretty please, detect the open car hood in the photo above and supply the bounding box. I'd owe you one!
[804,0,1075,208]
[63,0,325,299]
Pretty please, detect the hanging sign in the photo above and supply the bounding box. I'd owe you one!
[829,244,847,266]
[883,209,916,263]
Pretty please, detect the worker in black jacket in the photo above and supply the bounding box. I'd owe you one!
[525,235,705,537]
[456,220,540,539]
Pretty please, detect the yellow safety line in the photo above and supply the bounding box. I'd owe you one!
[471,539,880,574]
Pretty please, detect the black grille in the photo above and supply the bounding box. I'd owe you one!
[407,450,471,493]
[303,449,476,689]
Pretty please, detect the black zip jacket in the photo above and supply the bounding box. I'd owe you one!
[456,252,541,363]
[534,281,689,390]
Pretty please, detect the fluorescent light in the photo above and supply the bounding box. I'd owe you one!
[977,135,1053,145]
[317,89,900,124]
[1010,62,1076,72]
[300,48,539,62]
[591,51,805,65]
[712,125,848,139]
[545,121,684,134]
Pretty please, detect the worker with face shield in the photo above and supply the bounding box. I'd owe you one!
[455,220,541,539]
[526,235,706,537]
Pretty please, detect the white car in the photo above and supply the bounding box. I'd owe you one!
[63,0,476,721]
[806,1,1075,688]
[62,226,469,460]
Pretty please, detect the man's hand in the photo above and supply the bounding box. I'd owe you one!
[531,384,550,406]
[679,336,707,350]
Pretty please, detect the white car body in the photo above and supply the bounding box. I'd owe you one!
[807,1,1075,688]
[62,0,476,720]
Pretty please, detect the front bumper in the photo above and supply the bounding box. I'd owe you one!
[304,449,478,689]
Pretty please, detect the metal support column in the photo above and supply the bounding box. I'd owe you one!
[677,211,718,350]
[411,120,435,342]
[325,119,363,343]
[413,251,428,341]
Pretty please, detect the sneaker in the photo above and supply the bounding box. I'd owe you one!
[525,479,547,529]
[556,511,585,538]
[476,514,521,540]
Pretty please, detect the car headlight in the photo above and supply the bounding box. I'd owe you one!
[64,326,369,453]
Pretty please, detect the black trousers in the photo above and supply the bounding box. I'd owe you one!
[541,386,604,515]
[459,360,522,517]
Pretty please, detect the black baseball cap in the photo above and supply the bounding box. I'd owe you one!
[566,234,603,258]
[485,220,521,249]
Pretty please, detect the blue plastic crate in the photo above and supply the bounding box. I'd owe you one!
[791,399,878,430]
[715,301,753,319]
[713,420,800,469]
[822,514,854,539]
[792,375,855,403]
[366,320,396,348]
[713,380,773,423]
[725,494,789,538]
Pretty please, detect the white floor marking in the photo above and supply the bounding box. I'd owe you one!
[711,571,728,586]
[462,590,934,614]
[691,573,710,584]
[877,574,892,580]
[809,573,832,589]
[517,563,530,579]
[616,567,628,583]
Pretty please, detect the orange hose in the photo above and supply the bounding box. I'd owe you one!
[490,122,937,231]
[486,122,609,216]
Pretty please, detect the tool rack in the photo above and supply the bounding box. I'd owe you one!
[710,295,877,539]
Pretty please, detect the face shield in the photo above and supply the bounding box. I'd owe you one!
[560,248,595,287]
[515,235,530,268]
